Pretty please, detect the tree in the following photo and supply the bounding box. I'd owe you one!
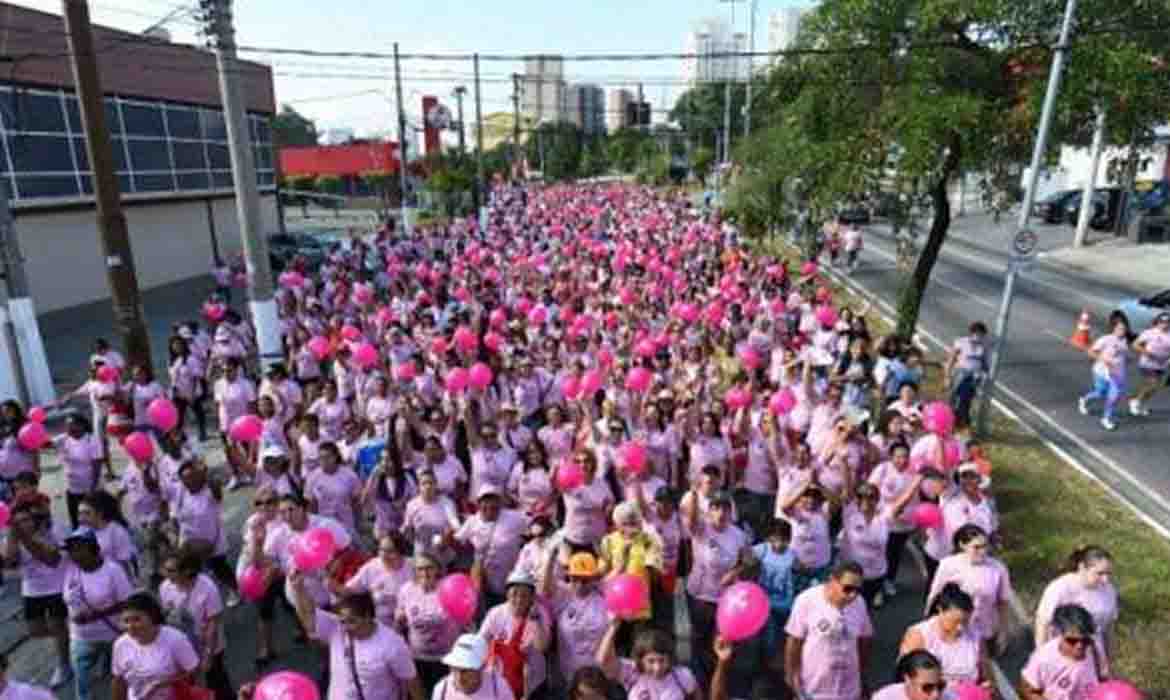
[737,0,1170,337]
[580,137,610,178]
[271,105,318,149]
[360,170,396,215]
[606,128,654,174]
[670,82,748,157]
[525,122,585,181]
[691,145,715,186]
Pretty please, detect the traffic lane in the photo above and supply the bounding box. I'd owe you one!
[849,243,1170,504]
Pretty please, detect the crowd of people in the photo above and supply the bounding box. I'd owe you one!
[0,182,1131,700]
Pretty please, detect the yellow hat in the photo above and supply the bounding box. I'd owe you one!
[568,552,600,578]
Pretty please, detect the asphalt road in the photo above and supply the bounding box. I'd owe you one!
[846,222,1170,534]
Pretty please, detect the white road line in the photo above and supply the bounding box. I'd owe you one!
[864,245,1000,311]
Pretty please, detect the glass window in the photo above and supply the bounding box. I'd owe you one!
[177,171,210,190]
[172,141,207,171]
[65,96,82,132]
[254,117,271,144]
[11,91,66,133]
[121,103,165,137]
[0,89,14,129]
[253,145,273,170]
[207,143,230,169]
[104,99,123,137]
[78,174,133,195]
[15,175,79,198]
[258,171,275,187]
[110,138,129,173]
[9,134,74,173]
[71,137,89,171]
[201,109,227,142]
[128,138,172,172]
[135,173,174,192]
[0,137,9,173]
[212,170,233,189]
[166,107,200,139]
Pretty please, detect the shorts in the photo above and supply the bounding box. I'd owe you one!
[24,593,67,622]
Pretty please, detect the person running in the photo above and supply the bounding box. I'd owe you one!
[1078,317,1131,431]
[944,322,989,428]
[1129,311,1170,416]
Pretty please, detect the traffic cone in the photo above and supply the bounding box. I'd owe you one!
[1070,309,1093,350]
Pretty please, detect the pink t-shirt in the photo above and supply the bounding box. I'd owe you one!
[425,456,467,498]
[315,610,417,700]
[1036,573,1118,663]
[346,557,415,625]
[923,494,998,561]
[868,461,919,534]
[126,381,165,428]
[112,625,200,700]
[838,505,893,580]
[94,523,138,568]
[785,585,874,700]
[370,474,418,536]
[403,496,460,565]
[213,377,256,431]
[1090,335,1128,383]
[1136,327,1170,371]
[743,430,778,494]
[454,509,527,595]
[552,591,611,682]
[927,555,1011,641]
[394,581,462,661]
[15,522,69,597]
[306,467,362,532]
[562,478,614,546]
[479,603,551,692]
[430,671,515,700]
[0,682,55,700]
[172,486,227,556]
[871,684,911,700]
[909,617,982,684]
[508,465,553,516]
[617,659,698,700]
[644,510,682,573]
[54,434,103,494]
[536,425,574,461]
[120,463,164,527]
[309,398,351,442]
[785,504,832,570]
[1021,638,1099,700]
[470,447,518,499]
[684,522,748,603]
[159,573,225,654]
[62,559,134,642]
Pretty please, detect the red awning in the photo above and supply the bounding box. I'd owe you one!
[279,142,401,177]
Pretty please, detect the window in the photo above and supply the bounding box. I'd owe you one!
[166,107,200,139]
[135,173,174,192]
[172,140,207,171]
[258,171,275,187]
[121,103,165,138]
[128,138,172,172]
[212,171,233,188]
[9,134,74,173]
[65,97,83,132]
[104,99,123,136]
[110,138,129,173]
[201,109,227,141]
[254,145,273,170]
[177,171,210,190]
[16,175,79,198]
[207,143,230,169]
[10,91,66,133]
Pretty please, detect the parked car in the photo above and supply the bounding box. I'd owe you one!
[1116,289,1170,331]
[837,198,872,224]
[268,233,329,271]
[1061,187,1121,229]
[1032,189,1080,223]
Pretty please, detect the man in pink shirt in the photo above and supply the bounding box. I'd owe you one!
[1020,604,1100,700]
[785,561,873,700]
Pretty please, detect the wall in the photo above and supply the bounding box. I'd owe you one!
[16,195,276,314]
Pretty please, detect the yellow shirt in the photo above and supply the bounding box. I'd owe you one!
[599,531,663,621]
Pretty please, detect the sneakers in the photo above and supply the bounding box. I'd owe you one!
[1101,417,1117,431]
[1078,397,1089,416]
[225,589,242,608]
[1130,400,1151,417]
[882,580,897,597]
[50,665,73,689]
[226,476,241,491]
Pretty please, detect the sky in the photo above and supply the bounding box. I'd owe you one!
[9,0,813,139]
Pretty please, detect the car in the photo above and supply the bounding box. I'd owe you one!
[1032,188,1080,223]
[1116,289,1170,332]
[267,233,329,271]
[1061,187,1121,229]
[837,198,871,224]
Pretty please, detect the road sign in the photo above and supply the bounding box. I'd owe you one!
[1012,228,1039,257]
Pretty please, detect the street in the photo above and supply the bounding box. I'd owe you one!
[847,221,1170,534]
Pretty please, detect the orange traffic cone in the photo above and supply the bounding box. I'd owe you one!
[1070,309,1093,350]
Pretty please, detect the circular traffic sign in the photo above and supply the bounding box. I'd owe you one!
[1013,228,1038,257]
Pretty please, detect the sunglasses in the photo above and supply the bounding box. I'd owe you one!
[840,584,862,595]
[918,683,947,694]
[254,498,278,506]
[1063,636,1092,648]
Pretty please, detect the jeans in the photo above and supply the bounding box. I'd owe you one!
[71,637,113,700]
[687,595,719,687]
[1082,374,1125,421]
[950,370,982,427]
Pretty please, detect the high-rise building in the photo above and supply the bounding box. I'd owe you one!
[683,17,749,85]
[606,89,634,131]
[768,7,810,61]
[521,55,567,124]
[568,84,606,135]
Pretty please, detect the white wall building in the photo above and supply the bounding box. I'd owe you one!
[683,18,749,85]
[521,55,567,124]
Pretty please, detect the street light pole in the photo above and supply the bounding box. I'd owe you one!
[393,43,412,236]
[453,86,468,156]
[473,54,487,229]
[1074,107,1106,248]
[744,0,756,139]
[977,0,1078,435]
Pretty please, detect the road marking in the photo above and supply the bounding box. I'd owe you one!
[829,264,1170,541]
[863,246,1001,311]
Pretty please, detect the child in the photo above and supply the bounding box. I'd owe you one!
[752,519,796,670]
[597,621,700,700]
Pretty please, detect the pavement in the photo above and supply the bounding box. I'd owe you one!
[840,213,1170,535]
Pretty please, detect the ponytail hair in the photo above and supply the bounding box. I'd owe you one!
[1066,545,1111,574]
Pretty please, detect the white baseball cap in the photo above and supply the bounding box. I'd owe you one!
[260,444,287,461]
[441,634,488,670]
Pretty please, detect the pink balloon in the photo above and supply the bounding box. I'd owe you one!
[769,388,797,416]
[27,407,46,423]
[446,368,470,394]
[815,305,838,328]
[954,682,993,700]
[279,271,304,289]
[122,431,154,463]
[292,527,337,572]
[596,349,614,370]
[716,581,770,641]
[923,401,956,436]
[515,298,533,315]
[624,367,652,393]
[943,439,963,469]
[483,332,504,353]
[430,337,449,356]
[146,398,179,432]
[910,503,944,530]
[555,460,585,491]
[394,361,417,383]
[725,386,753,411]
[1091,680,1144,700]
[0,502,9,528]
[437,573,479,626]
[604,574,649,619]
[16,422,47,451]
[352,343,379,369]
[229,414,264,443]
[561,375,582,401]
[581,369,604,396]
[341,325,361,341]
[255,672,319,700]
[635,339,657,358]
[203,302,225,322]
[739,347,762,370]
[620,441,647,475]
[489,308,508,329]
[801,261,818,277]
[453,326,478,353]
[307,336,332,360]
[97,365,121,383]
[238,565,269,602]
[351,284,374,306]
[527,306,548,326]
[468,362,494,391]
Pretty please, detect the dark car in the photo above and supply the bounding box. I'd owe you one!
[1062,187,1122,230]
[837,198,872,224]
[1032,189,1080,223]
[268,233,329,271]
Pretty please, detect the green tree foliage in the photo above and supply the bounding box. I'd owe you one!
[525,122,585,181]
[670,82,748,155]
[270,105,318,149]
[606,128,654,174]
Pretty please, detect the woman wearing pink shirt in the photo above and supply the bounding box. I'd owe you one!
[309,381,352,443]
[403,470,461,568]
[557,450,615,549]
[363,448,418,538]
[597,620,699,700]
[779,481,835,596]
[537,405,576,464]
[1130,311,1170,416]
[403,428,467,502]
[1034,546,1117,674]
[901,583,988,686]
[926,524,1016,652]
[449,486,527,607]
[212,359,256,490]
[508,442,554,519]
[52,415,105,528]
[539,550,610,686]
[394,552,465,691]
[78,493,138,579]
[304,443,362,534]
[685,411,731,486]
[339,533,414,626]
[124,366,165,432]
[168,336,208,443]
[784,561,873,700]
[922,464,998,579]
[158,551,233,700]
[0,402,42,492]
[871,650,946,700]
[1077,318,1131,431]
[118,450,167,587]
[840,478,922,609]
[110,593,199,700]
[1019,605,1101,700]
[171,462,239,605]
[478,571,551,698]
[466,417,520,505]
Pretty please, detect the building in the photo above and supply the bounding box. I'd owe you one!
[768,7,810,60]
[0,2,277,315]
[521,56,567,125]
[567,84,606,136]
[319,128,355,146]
[683,17,749,85]
[279,141,402,196]
[606,89,634,132]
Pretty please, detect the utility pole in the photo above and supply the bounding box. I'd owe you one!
[392,43,412,236]
[0,181,29,403]
[977,0,1078,434]
[744,0,756,139]
[511,74,521,179]
[1074,108,1106,248]
[453,86,468,156]
[473,54,486,229]
[199,0,281,368]
[63,0,151,370]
